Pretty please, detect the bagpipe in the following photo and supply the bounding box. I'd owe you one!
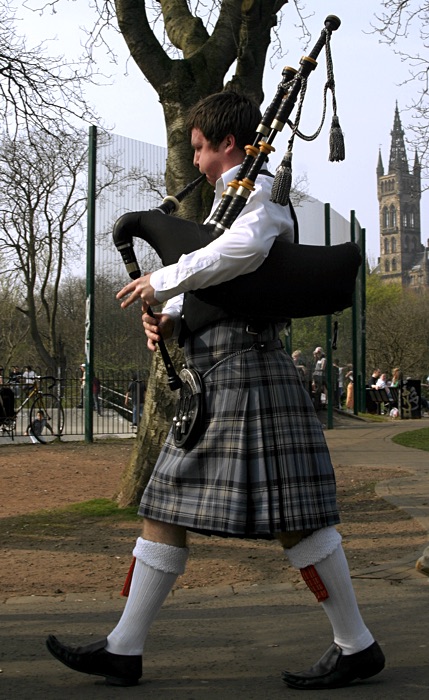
[113,14,361,326]
[112,14,361,438]
[113,199,361,321]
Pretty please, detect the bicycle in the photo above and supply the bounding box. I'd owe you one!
[7,375,64,444]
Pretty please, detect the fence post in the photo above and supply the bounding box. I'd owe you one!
[324,203,333,430]
[360,228,367,413]
[350,211,359,415]
[85,125,97,443]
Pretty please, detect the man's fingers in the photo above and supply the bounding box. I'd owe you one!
[116,280,135,300]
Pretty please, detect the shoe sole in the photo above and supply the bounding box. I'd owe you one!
[282,659,385,689]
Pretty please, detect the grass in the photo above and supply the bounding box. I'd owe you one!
[65,498,138,519]
[0,498,139,536]
[359,412,388,422]
[392,427,429,452]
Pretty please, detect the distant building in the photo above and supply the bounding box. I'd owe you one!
[376,103,429,289]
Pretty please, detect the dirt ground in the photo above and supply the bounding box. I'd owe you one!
[0,440,426,600]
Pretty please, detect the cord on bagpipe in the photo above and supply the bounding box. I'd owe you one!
[272,18,345,206]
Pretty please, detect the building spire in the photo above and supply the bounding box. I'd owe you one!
[413,148,421,176]
[377,148,384,178]
[389,102,409,174]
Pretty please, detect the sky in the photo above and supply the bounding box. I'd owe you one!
[19,0,427,264]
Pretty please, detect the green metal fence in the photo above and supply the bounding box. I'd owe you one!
[85,130,367,435]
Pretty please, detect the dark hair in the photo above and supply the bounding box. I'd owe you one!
[185,91,261,151]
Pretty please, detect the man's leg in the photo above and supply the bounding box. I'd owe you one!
[46,519,188,686]
[278,527,385,689]
[106,520,187,655]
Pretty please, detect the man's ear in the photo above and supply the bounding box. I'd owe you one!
[224,133,237,152]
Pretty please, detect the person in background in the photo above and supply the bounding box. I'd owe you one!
[291,349,307,386]
[93,376,102,415]
[25,410,53,443]
[390,367,401,388]
[369,368,381,388]
[375,372,390,393]
[312,346,327,411]
[22,365,36,395]
[332,359,341,409]
[345,366,354,412]
[9,366,22,398]
[77,364,85,408]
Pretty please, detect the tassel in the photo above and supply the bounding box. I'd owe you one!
[270,152,292,205]
[329,115,345,162]
[300,564,329,602]
[121,556,136,597]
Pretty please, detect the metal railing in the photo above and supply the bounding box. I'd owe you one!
[1,370,143,443]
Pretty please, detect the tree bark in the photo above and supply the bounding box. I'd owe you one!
[116,344,184,506]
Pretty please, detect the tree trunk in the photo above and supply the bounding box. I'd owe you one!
[114,0,288,506]
[116,344,184,506]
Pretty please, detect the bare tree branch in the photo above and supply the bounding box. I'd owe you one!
[371,2,429,185]
[1,0,100,136]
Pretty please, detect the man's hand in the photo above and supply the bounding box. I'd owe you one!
[116,274,160,312]
[143,312,175,352]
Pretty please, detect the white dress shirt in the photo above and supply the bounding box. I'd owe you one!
[151,164,295,324]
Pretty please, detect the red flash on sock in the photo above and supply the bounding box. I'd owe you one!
[300,564,329,601]
[121,557,136,597]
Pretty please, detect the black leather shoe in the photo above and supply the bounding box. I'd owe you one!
[46,635,142,686]
[282,641,385,689]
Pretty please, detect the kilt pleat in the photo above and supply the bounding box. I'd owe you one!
[139,319,339,537]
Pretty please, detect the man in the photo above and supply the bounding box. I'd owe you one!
[77,363,85,408]
[375,372,393,414]
[291,349,307,386]
[26,409,53,443]
[312,347,327,411]
[46,92,384,690]
[22,365,36,395]
[369,368,381,388]
[9,366,22,398]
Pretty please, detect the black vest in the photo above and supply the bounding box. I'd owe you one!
[178,199,299,345]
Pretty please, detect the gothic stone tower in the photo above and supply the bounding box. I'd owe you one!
[377,104,428,288]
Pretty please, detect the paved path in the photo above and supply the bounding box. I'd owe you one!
[1,418,429,699]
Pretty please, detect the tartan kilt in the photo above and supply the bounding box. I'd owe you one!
[139,319,339,538]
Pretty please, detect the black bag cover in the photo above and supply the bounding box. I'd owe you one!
[113,210,362,320]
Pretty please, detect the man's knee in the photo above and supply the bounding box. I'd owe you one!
[142,518,187,547]
[276,530,314,549]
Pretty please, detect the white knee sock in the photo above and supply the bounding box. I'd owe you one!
[106,537,189,656]
[284,527,374,655]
